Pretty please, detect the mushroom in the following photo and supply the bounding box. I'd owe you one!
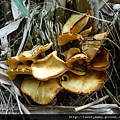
[62,12,90,33]
[6,56,20,69]
[58,32,83,46]
[6,42,53,69]
[66,53,90,68]
[31,51,67,81]
[6,65,32,80]
[70,12,90,33]
[61,47,81,60]
[79,26,92,36]
[82,30,110,61]
[18,42,53,62]
[67,67,86,75]
[60,71,106,94]
[87,49,110,71]
[62,13,85,33]
[21,76,63,105]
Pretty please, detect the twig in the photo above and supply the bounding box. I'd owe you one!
[74,95,109,112]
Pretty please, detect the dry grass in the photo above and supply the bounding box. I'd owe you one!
[0,0,120,114]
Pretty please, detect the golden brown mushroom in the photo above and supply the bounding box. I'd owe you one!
[67,67,86,75]
[62,12,90,33]
[62,13,85,33]
[31,51,67,81]
[66,53,90,68]
[79,26,92,36]
[70,12,90,33]
[6,42,53,69]
[61,48,81,60]
[6,56,20,69]
[87,49,110,71]
[6,65,32,80]
[60,71,106,94]
[21,76,63,105]
[58,32,83,46]
[18,42,53,62]
[82,30,110,61]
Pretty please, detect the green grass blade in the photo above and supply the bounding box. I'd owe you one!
[13,0,31,18]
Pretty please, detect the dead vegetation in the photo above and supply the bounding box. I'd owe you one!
[0,0,120,114]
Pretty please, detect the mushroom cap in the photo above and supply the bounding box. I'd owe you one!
[70,12,90,33]
[18,42,53,61]
[88,49,110,71]
[79,26,92,36]
[31,51,67,81]
[82,30,109,61]
[62,13,85,33]
[82,44,100,61]
[6,65,32,80]
[58,32,83,46]
[21,77,63,105]
[60,71,106,94]
[93,30,110,41]
[67,67,86,75]
[6,42,53,69]
[66,53,90,67]
[6,56,20,69]
[61,48,81,60]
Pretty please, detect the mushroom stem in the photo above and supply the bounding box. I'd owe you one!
[74,95,109,112]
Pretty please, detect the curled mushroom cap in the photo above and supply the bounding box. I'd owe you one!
[79,26,92,36]
[66,53,90,67]
[6,65,32,80]
[18,42,53,62]
[6,42,53,69]
[60,71,106,94]
[88,49,110,71]
[62,12,90,33]
[58,32,83,46]
[6,56,20,69]
[31,51,67,81]
[21,77,63,105]
[61,48,81,60]
[70,12,90,33]
[62,13,85,33]
[82,30,110,61]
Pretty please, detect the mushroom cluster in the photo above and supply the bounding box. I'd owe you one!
[6,12,110,105]
[58,12,110,95]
